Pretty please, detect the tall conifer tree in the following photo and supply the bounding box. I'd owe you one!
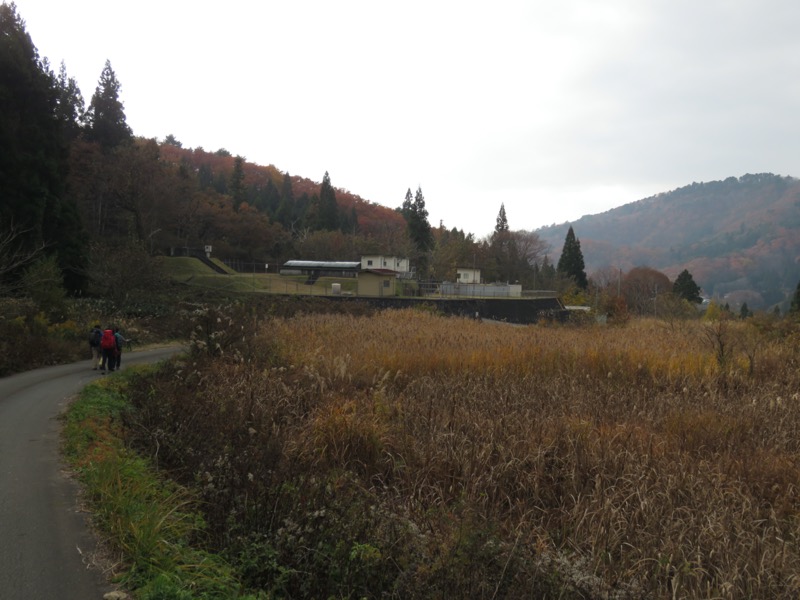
[275,173,295,228]
[317,171,339,231]
[557,225,588,289]
[230,156,247,211]
[408,187,433,252]
[399,187,434,277]
[54,61,85,142]
[86,60,132,151]
[495,203,509,233]
[490,203,518,282]
[0,3,86,292]
[673,269,702,303]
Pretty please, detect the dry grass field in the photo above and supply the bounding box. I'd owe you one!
[125,307,800,598]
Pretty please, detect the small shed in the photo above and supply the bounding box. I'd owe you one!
[358,269,397,297]
[456,267,481,284]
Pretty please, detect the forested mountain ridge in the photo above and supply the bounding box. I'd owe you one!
[537,173,800,309]
[157,144,407,239]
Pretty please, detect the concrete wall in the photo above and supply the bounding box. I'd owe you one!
[325,296,567,324]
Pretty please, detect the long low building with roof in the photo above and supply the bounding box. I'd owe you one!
[280,260,362,279]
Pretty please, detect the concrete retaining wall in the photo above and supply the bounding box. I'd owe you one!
[326,296,567,324]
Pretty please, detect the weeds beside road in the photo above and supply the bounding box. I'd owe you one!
[63,368,259,599]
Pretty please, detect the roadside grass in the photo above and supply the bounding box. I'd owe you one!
[62,368,265,600]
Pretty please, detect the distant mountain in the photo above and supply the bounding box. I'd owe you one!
[536,173,800,310]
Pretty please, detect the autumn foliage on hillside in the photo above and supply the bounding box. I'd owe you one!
[157,144,408,239]
[539,174,800,309]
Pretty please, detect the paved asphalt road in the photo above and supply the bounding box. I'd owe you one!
[0,346,183,600]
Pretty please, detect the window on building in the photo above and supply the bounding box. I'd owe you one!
[367,260,373,266]
[383,279,389,288]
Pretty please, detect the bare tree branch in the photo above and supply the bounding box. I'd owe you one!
[0,224,47,296]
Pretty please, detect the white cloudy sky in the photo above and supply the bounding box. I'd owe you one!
[14,0,800,238]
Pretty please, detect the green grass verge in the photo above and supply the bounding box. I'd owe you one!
[62,367,265,599]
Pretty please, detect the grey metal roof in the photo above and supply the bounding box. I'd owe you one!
[282,260,361,269]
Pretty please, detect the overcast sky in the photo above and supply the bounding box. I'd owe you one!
[13,0,800,238]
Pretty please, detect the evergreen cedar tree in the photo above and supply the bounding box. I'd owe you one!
[403,187,434,253]
[672,269,702,304]
[85,59,133,152]
[317,171,340,231]
[398,187,434,277]
[0,3,86,292]
[229,156,247,211]
[492,204,511,258]
[489,203,525,284]
[274,172,296,227]
[740,303,751,319]
[495,203,509,233]
[557,226,588,290]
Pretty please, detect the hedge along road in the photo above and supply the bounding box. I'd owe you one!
[0,346,184,600]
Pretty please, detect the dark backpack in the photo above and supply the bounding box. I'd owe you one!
[89,328,102,347]
[100,329,116,350]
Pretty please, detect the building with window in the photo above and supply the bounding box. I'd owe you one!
[456,267,481,284]
[361,256,410,275]
[357,269,397,297]
[280,256,409,296]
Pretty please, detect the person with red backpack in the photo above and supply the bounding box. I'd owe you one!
[99,327,117,373]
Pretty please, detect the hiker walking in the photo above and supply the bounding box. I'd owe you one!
[99,327,117,373]
[89,324,102,369]
[113,327,129,371]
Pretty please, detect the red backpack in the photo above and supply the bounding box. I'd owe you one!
[100,329,116,350]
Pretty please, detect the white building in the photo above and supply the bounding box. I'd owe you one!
[456,267,481,284]
[360,255,410,274]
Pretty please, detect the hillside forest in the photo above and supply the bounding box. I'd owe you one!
[538,173,800,311]
[0,3,564,303]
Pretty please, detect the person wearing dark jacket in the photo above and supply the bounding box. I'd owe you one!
[89,324,102,369]
[113,328,129,371]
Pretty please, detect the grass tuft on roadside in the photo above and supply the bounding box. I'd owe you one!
[62,366,266,599]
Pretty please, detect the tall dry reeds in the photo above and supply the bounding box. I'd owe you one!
[125,308,800,598]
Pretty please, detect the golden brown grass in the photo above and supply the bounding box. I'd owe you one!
[128,308,800,598]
